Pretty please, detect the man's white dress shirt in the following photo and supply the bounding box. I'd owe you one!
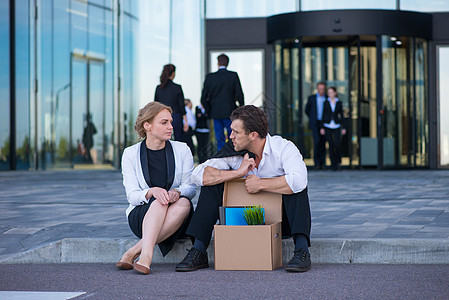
[190,134,308,194]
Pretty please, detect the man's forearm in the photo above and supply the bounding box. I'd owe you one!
[202,166,242,186]
[259,176,293,194]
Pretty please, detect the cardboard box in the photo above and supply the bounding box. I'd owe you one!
[214,179,283,270]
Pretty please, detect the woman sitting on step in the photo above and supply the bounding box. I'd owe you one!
[116,102,197,275]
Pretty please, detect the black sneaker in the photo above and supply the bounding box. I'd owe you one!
[285,249,311,272]
[175,248,209,272]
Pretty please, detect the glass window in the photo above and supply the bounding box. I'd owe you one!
[53,0,71,168]
[439,46,449,166]
[400,0,449,12]
[122,0,139,148]
[71,1,88,51]
[172,0,204,108]
[137,0,170,107]
[138,0,204,115]
[206,0,297,18]
[301,0,395,11]
[414,38,428,166]
[88,5,106,54]
[0,0,10,170]
[16,0,31,170]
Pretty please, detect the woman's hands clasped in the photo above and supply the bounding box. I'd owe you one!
[147,187,179,205]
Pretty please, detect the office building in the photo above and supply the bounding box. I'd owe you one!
[2,0,449,170]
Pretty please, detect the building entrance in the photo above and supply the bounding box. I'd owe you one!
[273,35,427,169]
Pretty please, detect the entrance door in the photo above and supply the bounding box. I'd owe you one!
[275,35,428,169]
[349,42,378,168]
[301,45,352,167]
[70,54,107,168]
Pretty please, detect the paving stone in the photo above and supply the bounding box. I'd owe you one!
[1,169,449,257]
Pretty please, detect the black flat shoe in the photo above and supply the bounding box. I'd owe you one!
[175,248,209,272]
[285,249,311,272]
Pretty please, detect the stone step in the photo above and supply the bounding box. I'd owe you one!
[1,238,449,265]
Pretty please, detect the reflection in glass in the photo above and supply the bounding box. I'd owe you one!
[206,0,297,18]
[53,0,71,168]
[71,60,88,164]
[439,47,449,166]
[71,1,88,51]
[89,62,105,164]
[382,36,398,167]
[415,38,428,166]
[0,0,10,170]
[139,0,204,113]
[359,47,377,166]
[172,0,203,107]
[15,0,31,170]
[121,2,139,148]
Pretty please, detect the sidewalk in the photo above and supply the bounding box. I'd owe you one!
[1,169,448,264]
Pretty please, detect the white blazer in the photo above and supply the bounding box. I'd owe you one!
[121,140,197,216]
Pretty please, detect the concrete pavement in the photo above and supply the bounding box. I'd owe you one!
[0,169,449,264]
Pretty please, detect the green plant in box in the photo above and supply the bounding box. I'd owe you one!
[243,205,265,225]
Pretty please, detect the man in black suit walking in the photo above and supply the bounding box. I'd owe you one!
[305,82,327,169]
[201,54,244,151]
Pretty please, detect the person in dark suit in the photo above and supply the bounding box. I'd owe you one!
[201,54,244,151]
[195,103,211,163]
[154,64,188,142]
[320,87,346,171]
[305,82,327,169]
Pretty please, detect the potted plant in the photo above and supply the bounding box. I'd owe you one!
[242,205,265,225]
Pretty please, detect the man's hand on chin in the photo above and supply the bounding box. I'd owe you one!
[245,174,262,194]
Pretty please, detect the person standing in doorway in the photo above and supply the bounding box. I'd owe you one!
[305,82,327,169]
[201,54,244,151]
[320,87,346,171]
[155,64,189,142]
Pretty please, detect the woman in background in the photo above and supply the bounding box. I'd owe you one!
[320,87,346,171]
[154,64,188,141]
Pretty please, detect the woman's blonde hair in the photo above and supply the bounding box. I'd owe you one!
[134,102,172,138]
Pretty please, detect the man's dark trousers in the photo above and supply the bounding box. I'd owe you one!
[186,183,312,247]
[312,121,326,168]
[214,119,232,151]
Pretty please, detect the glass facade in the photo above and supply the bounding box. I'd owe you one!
[0,1,10,170]
[1,0,138,170]
[273,35,429,168]
[274,41,302,151]
[2,1,448,170]
[15,0,31,170]
[139,0,204,112]
[439,46,449,167]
